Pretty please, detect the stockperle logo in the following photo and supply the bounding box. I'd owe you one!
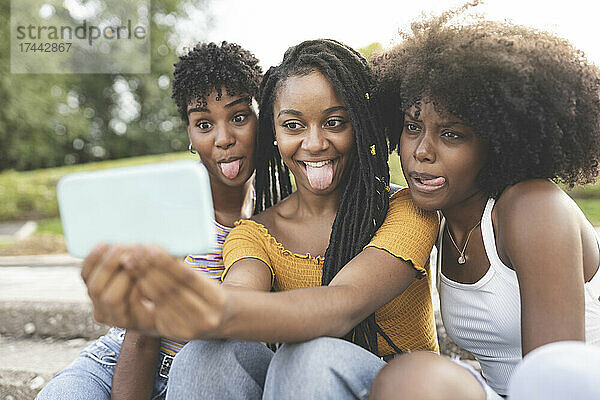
[11,0,150,74]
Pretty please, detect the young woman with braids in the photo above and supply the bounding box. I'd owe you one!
[368,10,600,400]
[80,39,439,399]
[37,41,261,400]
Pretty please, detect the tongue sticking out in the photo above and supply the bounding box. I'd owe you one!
[306,163,334,190]
[219,159,241,179]
[420,176,446,186]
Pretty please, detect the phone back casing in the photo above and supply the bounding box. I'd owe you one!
[57,160,216,258]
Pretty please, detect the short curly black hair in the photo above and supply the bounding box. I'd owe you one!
[172,41,263,124]
[372,9,600,198]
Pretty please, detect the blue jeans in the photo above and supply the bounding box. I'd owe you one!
[165,337,387,400]
[35,328,168,400]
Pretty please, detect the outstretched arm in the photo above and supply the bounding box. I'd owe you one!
[223,247,418,341]
[122,191,437,342]
[127,245,417,342]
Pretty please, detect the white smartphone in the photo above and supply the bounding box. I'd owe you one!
[57,160,216,258]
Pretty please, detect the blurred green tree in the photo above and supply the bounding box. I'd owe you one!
[0,0,213,171]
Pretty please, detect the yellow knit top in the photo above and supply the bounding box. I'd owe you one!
[222,188,439,356]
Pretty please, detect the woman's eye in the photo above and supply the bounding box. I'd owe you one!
[232,114,247,124]
[442,130,460,139]
[325,119,345,128]
[405,123,421,133]
[196,121,212,130]
[283,121,303,130]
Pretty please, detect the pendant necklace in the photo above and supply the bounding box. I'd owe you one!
[446,220,481,265]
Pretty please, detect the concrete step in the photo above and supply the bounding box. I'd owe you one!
[0,254,81,267]
[0,301,108,340]
[0,336,94,400]
[0,265,108,339]
[0,263,107,398]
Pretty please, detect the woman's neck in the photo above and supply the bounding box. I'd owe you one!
[288,185,342,219]
[441,191,488,239]
[210,175,253,228]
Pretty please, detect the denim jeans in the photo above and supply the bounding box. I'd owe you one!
[35,327,168,400]
[165,337,387,400]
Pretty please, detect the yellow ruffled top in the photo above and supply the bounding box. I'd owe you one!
[222,188,439,356]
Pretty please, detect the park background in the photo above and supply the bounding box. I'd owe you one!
[1,0,600,255]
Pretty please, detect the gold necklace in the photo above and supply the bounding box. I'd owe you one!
[446,220,481,265]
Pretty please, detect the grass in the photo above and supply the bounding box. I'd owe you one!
[574,199,600,226]
[563,184,600,199]
[389,152,407,186]
[36,217,64,235]
[0,152,193,221]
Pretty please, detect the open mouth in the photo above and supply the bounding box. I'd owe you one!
[409,172,446,193]
[299,159,337,190]
[218,157,243,180]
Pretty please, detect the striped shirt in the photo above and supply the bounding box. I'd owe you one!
[159,221,232,356]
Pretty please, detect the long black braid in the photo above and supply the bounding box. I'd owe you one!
[255,39,398,355]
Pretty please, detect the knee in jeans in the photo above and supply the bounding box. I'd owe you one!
[174,340,210,361]
[171,340,220,373]
[269,337,346,379]
[273,338,339,366]
[172,340,257,369]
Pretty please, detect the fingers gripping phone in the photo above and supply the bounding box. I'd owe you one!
[57,160,216,258]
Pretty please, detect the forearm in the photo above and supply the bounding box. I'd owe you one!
[217,285,356,342]
[212,249,418,343]
[131,246,417,343]
[111,331,161,400]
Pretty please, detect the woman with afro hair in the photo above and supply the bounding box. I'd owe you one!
[37,41,263,400]
[369,7,600,400]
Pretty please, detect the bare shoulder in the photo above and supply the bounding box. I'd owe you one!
[251,201,283,227]
[250,193,297,229]
[251,207,273,227]
[496,179,580,224]
[494,179,584,264]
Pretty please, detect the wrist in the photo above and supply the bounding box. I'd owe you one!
[214,286,236,339]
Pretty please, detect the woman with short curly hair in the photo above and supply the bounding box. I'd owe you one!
[369,9,600,400]
[36,41,264,400]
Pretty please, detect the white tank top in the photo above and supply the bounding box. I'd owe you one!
[438,198,600,395]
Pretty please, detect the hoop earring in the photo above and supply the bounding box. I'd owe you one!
[189,143,197,154]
